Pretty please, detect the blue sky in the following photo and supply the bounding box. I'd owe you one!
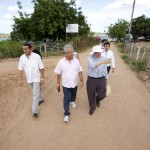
[0,0,150,34]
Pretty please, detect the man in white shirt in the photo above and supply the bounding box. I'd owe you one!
[18,42,44,118]
[101,42,115,73]
[54,44,83,122]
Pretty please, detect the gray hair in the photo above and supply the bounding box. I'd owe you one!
[64,44,73,52]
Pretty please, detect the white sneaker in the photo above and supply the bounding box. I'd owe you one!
[64,116,69,122]
[70,102,77,108]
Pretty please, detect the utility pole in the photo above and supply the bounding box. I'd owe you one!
[128,0,136,40]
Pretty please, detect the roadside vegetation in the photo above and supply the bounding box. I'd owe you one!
[116,42,148,72]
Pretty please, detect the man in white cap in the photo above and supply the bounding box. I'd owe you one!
[87,45,110,115]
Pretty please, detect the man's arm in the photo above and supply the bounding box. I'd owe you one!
[95,59,111,68]
[56,74,61,92]
[40,68,44,85]
[79,71,83,88]
[18,70,23,86]
[111,52,115,73]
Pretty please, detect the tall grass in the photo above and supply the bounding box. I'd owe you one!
[0,40,23,58]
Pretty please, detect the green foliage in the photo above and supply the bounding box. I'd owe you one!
[0,40,23,58]
[121,53,146,72]
[121,55,131,64]
[132,60,146,72]
[132,15,150,40]
[116,43,125,53]
[108,19,128,42]
[71,36,98,51]
[11,0,90,41]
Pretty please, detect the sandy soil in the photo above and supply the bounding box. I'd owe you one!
[0,44,150,150]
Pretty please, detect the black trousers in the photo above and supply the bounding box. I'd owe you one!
[86,77,106,110]
[107,66,111,73]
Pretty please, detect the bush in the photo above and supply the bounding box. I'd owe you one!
[0,40,23,58]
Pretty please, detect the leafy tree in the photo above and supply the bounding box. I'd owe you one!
[108,19,128,42]
[131,15,150,39]
[11,0,90,41]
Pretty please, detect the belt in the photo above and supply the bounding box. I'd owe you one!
[88,76,104,79]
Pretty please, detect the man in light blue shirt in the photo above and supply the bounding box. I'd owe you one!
[87,45,110,115]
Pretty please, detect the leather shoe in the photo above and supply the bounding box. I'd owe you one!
[89,109,95,115]
[96,102,100,107]
[33,113,38,118]
[38,100,44,105]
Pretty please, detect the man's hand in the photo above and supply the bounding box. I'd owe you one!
[80,81,83,88]
[104,59,111,64]
[18,80,23,87]
[40,79,44,86]
[112,68,115,73]
[56,83,60,92]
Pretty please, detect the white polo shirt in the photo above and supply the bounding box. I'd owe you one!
[54,57,83,88]
[18,52,44,83]
[101,50,115,68]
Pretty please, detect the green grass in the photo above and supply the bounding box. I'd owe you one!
[121,54,131,64]
[132,60,146,72]
[116,42,125,53]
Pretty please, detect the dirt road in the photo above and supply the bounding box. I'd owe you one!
[0,44,150,150]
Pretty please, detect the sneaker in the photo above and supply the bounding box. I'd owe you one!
[96,102,100,107]
[70,102,77,108]
[33,113,38,118]
[64,116,69,122]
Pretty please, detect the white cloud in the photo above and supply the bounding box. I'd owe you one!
[8,6,18,12]
[24,8,34,14]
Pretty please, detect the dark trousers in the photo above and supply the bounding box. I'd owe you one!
[86,77,106,111]
[107,66,111,73]
[62,86,77,116]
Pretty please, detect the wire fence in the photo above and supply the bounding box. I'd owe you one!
[124,41,150,70]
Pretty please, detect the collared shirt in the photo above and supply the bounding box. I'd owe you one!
[54,57,83,88]
[18,52,44,83]
[88,55,108,79]
[101,50,115,68]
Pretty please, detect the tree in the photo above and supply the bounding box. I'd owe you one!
[131,15,150,40]
[108,19,128,42]
[11,0,90,41]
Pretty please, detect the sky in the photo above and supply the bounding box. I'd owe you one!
[0,0,150,34]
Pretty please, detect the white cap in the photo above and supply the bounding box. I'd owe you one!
[90,45,103,55]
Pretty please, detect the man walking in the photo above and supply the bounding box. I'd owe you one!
[87,45,110,115]
[54,44,83,122]
[101,42,115,73]
[18,42,44,118]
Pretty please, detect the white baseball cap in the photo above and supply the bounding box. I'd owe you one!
[90,45,103,55]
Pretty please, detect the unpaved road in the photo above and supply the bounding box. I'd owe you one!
[0,44,150,150]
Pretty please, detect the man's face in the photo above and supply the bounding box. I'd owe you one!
[104,44,110,51]
[22,46,32,56]
[65,47,74,59]
[94,52,101,58]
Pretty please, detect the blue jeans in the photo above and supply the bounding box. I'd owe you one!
[62,86,77,116]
